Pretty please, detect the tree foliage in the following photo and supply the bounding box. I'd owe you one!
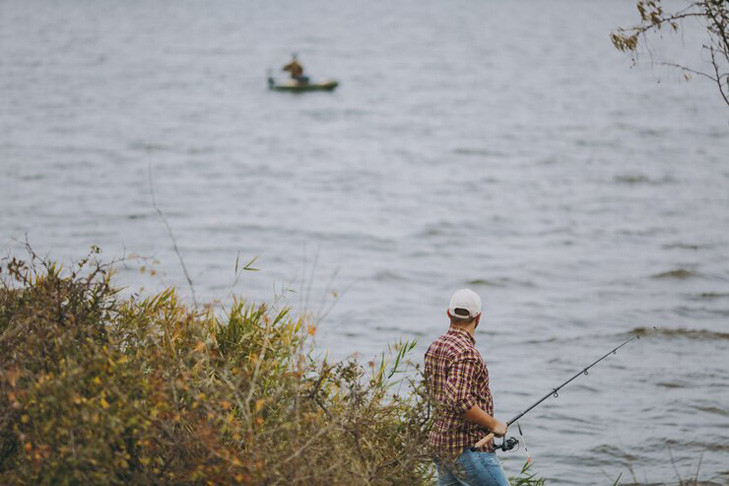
[612,0,729,108]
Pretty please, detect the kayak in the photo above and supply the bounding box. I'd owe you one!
[267,77,339,92]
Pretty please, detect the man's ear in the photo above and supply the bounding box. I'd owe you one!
[475,314,482,325]
[446,309,452,319]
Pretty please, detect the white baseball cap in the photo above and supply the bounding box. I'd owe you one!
[448,288,482,319]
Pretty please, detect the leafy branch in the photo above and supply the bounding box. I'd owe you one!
[612,0,729,108]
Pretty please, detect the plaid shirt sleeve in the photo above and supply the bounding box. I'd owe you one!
[445,356,480,414]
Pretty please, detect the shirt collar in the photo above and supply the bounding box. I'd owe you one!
[447,327,475,344]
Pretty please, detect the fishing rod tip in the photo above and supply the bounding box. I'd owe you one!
[635,326,658,340]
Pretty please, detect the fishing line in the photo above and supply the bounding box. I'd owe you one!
[517,422,530,463]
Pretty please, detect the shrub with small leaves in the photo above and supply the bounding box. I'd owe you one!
[0,250,437,485]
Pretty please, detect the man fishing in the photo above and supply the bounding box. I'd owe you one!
[425,289,510,486]
[282,53,309,84]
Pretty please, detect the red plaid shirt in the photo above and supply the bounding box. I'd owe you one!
[424,328,494,460]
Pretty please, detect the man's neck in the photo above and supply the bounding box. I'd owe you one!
[450,323,475,337]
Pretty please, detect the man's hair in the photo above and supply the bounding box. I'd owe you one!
[450,308,475,325]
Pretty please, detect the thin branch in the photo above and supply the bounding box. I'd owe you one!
[616,10,706,40]
[613,0,729,110]
[147,157,198,307]
[668,447,684,484]
[659,61,718,81]
[282,426,330,464]
[705,3,729,58]
[693,453,704,485]
[710,46,729,107]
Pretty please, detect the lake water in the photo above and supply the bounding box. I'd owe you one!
[2,0,729,483]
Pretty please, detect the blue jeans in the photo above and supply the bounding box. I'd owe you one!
[436,449,510,486]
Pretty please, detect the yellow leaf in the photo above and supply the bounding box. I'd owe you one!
[255,399,265,412]
[99,398,110,409]
[6,367,20,387]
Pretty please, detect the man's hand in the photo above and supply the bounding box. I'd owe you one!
[463,405,508,437]
[472,418,507,448]
[490,419,507,438]
[464,406,509,448]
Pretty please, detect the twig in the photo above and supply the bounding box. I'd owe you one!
[146,157,198,307]
[243,317,272,419]
[692,453,703,486]
[302,244,320,316]
[659,61,718,82]
[710,46,729,107]
[282,426,330,464]
[668,447,684,484]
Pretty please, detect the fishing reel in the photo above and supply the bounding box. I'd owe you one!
[494,436,519,452]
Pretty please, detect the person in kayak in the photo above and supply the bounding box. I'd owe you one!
[282,54,309,84]
[424,289,510,486]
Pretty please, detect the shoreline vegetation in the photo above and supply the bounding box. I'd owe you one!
[0,248,547,485]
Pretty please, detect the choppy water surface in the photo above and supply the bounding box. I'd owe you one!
[2,0,729,483]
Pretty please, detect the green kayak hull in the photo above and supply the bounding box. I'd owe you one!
[268,77,339,92]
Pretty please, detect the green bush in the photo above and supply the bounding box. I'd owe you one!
[0,249,546,485]
[0,250,434,485]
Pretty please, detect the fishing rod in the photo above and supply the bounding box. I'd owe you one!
[476,326,657,451]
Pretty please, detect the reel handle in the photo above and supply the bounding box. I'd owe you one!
[474,434,519,451]
[499,437,519,451]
